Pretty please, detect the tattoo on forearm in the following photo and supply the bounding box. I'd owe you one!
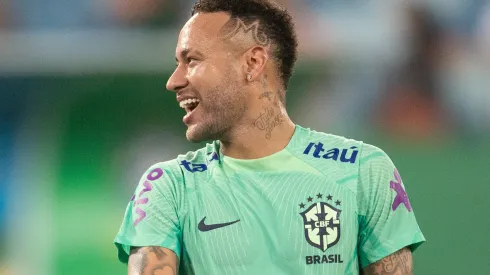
[149,263,176,275]
[130,247,178,275]
[220,18,270,46]
[254,106,284,139]
[363,248,412,275]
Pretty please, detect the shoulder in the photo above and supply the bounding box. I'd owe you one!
[174,141,218,173]
[356,142,400,194]
[358,142,396,172]
[132,142,217,198]
[141,141,217,181]
[297,125,394,166]
[292,125,364,165]
[175,141,219,177]
[299,126,364,148]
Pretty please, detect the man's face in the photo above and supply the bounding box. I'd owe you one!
[167,12,248,142]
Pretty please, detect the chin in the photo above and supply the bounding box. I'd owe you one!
[185,124,209,143]
[185,123,223,143]
[186,132,203,143]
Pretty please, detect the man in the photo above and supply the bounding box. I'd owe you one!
[114,1,425,274]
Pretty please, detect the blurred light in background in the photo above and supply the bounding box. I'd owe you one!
[1,0,489,274]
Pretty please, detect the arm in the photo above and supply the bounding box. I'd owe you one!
[128,246,179,275]
[114,162,184,268]
[362,247,412,275]
[357,144,425,269]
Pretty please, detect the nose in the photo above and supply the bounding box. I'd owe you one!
[166,65,188,92]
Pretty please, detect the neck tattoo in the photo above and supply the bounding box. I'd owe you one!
[253,106,284,139]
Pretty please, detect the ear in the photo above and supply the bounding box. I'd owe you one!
[242,46,269,82]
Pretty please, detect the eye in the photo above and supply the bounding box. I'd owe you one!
[187,57,199,66]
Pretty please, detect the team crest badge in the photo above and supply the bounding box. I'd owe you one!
[299,194,341,251]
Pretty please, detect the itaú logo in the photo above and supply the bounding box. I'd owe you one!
[303,142,359,164]
[179,152,220,173]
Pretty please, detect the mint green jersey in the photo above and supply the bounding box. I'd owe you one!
[114,125,425,274]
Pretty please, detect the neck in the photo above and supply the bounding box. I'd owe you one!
[219,103,296,159]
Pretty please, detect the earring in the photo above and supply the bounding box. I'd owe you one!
[247,74,252,81]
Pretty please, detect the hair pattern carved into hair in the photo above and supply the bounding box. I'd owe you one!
[220,18,270,47]
[191,0,298,90]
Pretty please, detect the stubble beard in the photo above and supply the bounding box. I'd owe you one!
[186,75,248,143]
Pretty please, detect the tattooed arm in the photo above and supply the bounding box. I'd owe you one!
[128,247,179,275]
[362,247,412,275]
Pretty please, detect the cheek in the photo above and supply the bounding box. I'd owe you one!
[205,63,226,83]
[188,64,220,88]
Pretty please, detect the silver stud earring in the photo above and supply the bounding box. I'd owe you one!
[247,74,252,81]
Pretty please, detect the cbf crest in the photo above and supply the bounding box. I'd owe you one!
[299,194,341,252]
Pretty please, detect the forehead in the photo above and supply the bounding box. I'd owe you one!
[176,12,231,55]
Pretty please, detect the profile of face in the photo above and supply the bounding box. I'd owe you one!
[167,12,249,143]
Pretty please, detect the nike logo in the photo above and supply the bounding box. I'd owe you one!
[198,217,240,232]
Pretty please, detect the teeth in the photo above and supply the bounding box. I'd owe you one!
[179,98,200,108]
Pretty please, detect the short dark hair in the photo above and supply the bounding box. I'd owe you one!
[191,0,299,90]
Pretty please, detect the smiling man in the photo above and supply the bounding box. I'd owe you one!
[114,1,425,274]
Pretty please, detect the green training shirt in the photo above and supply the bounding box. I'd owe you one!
[114,125,425,274]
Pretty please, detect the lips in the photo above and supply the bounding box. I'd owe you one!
[178,97,201,124]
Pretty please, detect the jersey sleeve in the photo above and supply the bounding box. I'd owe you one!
[114,161,184,263]
[357,144,425,268]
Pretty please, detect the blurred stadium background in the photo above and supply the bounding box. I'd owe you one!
[1,0,489,274]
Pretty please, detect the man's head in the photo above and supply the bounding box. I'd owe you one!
[166,0,298,142]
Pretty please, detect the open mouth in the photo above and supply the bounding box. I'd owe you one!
[179,98,200,114]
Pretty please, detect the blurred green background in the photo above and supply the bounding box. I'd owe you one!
[1,1,490,274]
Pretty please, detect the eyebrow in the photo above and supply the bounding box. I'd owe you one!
[175,48,204,63]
